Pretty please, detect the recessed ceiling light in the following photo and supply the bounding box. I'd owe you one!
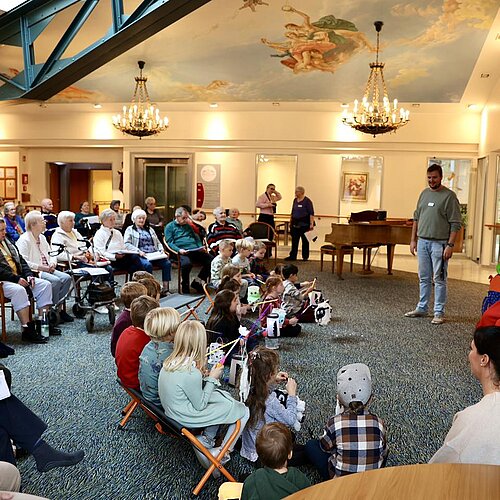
[411,103,420,108]
[480,73,490,78]
[467,104,478,110]
[209,103,218,108]
[272,102,280,107]
[340,103,349,108]
[93,103,102,109]
[53,162,66,166]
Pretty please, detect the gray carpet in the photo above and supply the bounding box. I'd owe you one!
[4,261,485,499]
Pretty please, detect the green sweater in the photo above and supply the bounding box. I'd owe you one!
[413,187,461,240]
[241,466,311,500]
[164,220,202,253]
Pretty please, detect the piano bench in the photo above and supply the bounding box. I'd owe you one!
[320,244,354,274]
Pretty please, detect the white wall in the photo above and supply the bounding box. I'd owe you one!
[0,104,482,255]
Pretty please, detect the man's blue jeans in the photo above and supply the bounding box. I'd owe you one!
[416,238,448,316]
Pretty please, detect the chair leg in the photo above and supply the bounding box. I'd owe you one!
[1,303,6,343]
[118,400,139,429]
[320,251,324,271]
[350,252,354,272]
[332,252,335,274]
[121,400,134,415]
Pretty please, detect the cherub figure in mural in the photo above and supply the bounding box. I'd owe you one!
[262,5,375,74]
[240,0,269,12]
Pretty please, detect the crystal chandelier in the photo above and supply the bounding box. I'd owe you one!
[342,21,409,137]
[112,61,169,139]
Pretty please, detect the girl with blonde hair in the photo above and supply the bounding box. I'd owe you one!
[158,321,249,471]
[138,307,181,406]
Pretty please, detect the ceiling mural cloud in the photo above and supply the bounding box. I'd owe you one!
[0,0,496,104]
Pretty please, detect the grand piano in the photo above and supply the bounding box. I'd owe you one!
[324,210,413,279]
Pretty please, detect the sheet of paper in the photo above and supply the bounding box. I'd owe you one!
[145,251,167,261]
[72,267,110,276]
[0,370,11,400]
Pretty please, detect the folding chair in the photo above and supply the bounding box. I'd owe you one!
[159,293,205,321]
[203,283,216,314]
[117,380,241,496]
[163,239,182,293]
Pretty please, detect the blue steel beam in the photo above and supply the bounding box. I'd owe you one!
[0,0,212,101]
[30,0,99,87]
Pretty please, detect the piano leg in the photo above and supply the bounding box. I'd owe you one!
[335,248,344,280]
[386,244,396,275]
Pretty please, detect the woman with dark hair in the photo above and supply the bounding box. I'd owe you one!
[429,326,500,464]
[110,200,124,228]
[74,201,91,227]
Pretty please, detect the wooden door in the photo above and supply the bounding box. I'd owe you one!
[69,169,90,213]
[49,164,61,212]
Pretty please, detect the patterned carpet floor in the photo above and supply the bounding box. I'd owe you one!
[4,260,486,499]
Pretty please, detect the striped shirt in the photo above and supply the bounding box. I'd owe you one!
[320,409,387,477]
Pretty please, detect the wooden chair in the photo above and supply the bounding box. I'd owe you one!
[163,239,182,292]
[320,244,354,274]
[0,283,16,342]
[246,222,278,266]
[117,380,240,496]
[203,283,216,314]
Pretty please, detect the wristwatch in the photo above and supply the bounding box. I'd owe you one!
[446,243,454,248]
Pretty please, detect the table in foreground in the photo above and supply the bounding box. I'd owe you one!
[285,463,500,500]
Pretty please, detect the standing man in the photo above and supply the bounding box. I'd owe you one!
[405,164,462,325]
[256,183,282,229]
[285,186,315,262]
[164,207,213,294]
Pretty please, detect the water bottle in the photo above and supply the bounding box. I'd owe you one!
[41,310,50,339]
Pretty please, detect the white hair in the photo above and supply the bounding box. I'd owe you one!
[99,208,116,223]
[213,207,225,217]
[57,211,75,226]
[132,209,147,223]
[24,210,44,231]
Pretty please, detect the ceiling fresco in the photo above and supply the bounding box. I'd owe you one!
[0,0,498,104]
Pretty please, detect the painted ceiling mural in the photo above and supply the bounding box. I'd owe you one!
[0,0,498,103]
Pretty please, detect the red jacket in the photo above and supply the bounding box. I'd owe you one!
[115,326,149,390]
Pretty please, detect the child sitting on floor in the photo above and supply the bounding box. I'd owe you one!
[305,363,387,480]
[250,241,270,283]
[158,321,250,473]
[137,277,161,301]
[241,347,307,465]
[210,239,234,289]
[110,281,148,357]
[219,264,248,302]
[218,278,250,320]
[115,295,160,390]
[260,277,301,338]
[232,239,256,282]
[282,264,316,323]
[206,290,257,364]
[138,307,181,406]
[241,423,310,500]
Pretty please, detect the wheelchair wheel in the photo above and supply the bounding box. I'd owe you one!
[85,312,95,333]
[108,305,116,325]
[72,303,86,319]
[48,309,60,326]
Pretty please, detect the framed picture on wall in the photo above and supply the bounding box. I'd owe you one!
[342,172,368,202]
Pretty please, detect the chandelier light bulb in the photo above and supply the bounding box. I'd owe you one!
[342,21,409,137]
[112,61,169,139]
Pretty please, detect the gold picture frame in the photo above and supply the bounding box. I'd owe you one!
[342,172,368,202]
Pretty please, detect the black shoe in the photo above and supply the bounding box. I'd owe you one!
[49,326,62,336]
[160,289,171,298]
[284,256,296,261]
[59,310,74,323]
[0,341,14,357]
[181,283,190,294]
[302,258,309,261]
[22,330,48,344]
[32,440,84,473]
[190,280,204,293]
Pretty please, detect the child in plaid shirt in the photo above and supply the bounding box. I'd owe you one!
[210,239,234,288]
[305,363,387,480]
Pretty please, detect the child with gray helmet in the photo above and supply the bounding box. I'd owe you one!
[304,363,388,480]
